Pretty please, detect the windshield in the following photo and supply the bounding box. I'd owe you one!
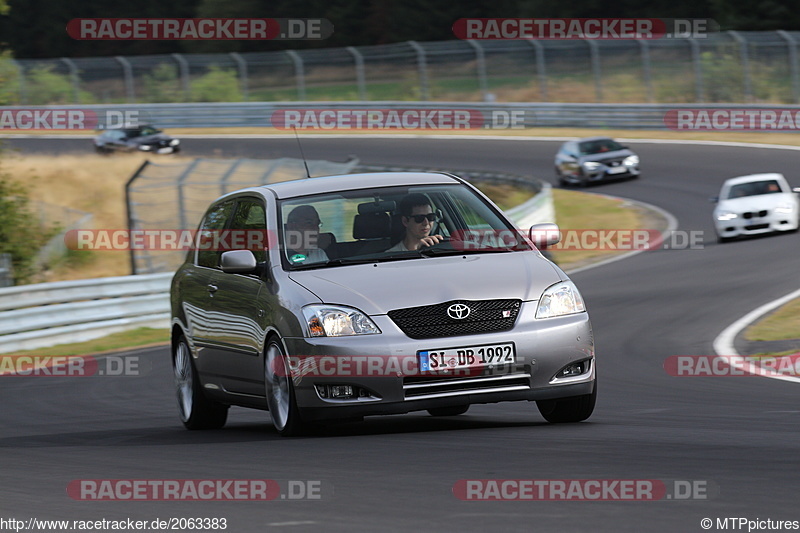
[578,139,624,155]
[726,180,783,199]
[278,184,532,270]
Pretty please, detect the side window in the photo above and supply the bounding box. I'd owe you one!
[230,198,268,263]
[196,200,234,269]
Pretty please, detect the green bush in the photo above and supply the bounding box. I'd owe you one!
[25,64,95,105]
[0,51,21,105]
[0,167,58,284]
[141,63,184,103]
[190,65,243,102]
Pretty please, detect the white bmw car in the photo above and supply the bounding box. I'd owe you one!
[713,173,800,242]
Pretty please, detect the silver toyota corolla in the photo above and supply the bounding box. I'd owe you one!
[170,172,596,436]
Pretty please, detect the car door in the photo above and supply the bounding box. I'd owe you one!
[204,196,273,397]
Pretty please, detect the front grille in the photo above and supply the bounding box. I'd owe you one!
[403,373,531,399]
[388,299,521,339]
[598,157,625,167]
[743,210,768,219]
[744,223,770,230]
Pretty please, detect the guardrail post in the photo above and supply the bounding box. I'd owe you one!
[637,39,654,103]
[407,41,429,101]
[229,52,249,101]
[115,56,135,103]
[11,59,26,104]
[777,30,800,104]
[526,40,548,101]
[346,46,367,100]
[60,57,81,103]
[467,40,489,101]
[171,53,191,101]
[586,40,603,102]
[285,50,306,101]
[728,31,753,102]
[125,160,151,275]
[688,38,704,103]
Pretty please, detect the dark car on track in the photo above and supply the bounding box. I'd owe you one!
[93,124,180,154]
[555,137,640,187]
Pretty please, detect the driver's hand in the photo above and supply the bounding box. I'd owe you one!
[419,235,445,247]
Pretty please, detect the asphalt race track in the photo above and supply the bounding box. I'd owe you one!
[2,136,800,532]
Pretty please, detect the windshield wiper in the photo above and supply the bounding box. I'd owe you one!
[417,247,517,257]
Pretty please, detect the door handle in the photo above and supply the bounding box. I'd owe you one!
[207,284,218,293]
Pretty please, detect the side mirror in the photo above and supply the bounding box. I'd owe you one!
[792,187,800,194]
[529,223,561,249]
[220,250,258,274]
[709,196,719,203]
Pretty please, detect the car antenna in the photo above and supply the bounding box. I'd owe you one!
[293,126,312,179]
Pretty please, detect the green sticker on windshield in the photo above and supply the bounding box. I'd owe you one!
[290,254,307,263]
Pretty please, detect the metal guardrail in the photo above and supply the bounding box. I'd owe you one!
[3,101,799,130]
[0,273,172,354]
[0,168,552,353]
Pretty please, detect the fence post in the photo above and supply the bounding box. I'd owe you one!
[11,59,26,104]
[285,50,306,101]
[467,40,489,101]
[728,31,753,102]
[115,56,135,103]
[526,40,548,101]
[171,53,191,101]
[637,39,654,103]
[60,58,81,103]
[777,30,800,104]
[688,38,704,103]
[229,52,249,101]
[0,254,13,287]
[586,40,603,102]
[125,160,151,275]
[407,41,429,101]
[346,46,367,101]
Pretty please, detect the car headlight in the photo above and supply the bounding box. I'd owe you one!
[623,155,639,166]
[582,162,601,171]
[716,211,738,221]
[138,145,153,151]
[775,204,795,214]
[536,280,586,319]
[169,139,180,146]
[302,305,381,337]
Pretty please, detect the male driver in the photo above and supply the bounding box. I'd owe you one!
[386,193,444,252]
[285,205,329,263]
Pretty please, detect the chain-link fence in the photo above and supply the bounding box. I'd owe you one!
[7,32,800,106]
[125,156,360,274]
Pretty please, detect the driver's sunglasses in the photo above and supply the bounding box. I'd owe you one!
[408,213,438,223]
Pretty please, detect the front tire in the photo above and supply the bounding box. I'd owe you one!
[537,381,596,423]
[173,336,228,429]
[265,339,308,437]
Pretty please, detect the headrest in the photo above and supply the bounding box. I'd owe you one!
[353,212,391,239]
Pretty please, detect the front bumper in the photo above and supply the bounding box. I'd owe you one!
[715,212,799,238]
[282,303,595,421]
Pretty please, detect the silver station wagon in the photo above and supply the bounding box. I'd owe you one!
[170,172,596,436]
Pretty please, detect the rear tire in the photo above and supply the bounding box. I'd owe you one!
[537,381,596,423]
[173,335,228,430]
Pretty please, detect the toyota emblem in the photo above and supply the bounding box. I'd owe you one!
[447,303,471,320]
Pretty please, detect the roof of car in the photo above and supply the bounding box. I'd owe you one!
[723,173,786,186]
[255,171,463,199]
[576,136,616,143]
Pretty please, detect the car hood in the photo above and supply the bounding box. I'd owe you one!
[716,193,795,212]
[288,252,563,315]
[579,148,634,162]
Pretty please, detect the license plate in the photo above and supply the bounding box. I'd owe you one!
[419,343,515,372]
[607,166,627,174]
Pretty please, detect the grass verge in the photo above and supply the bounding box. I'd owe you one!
[745,298,800,343]
[8,327,169,357]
